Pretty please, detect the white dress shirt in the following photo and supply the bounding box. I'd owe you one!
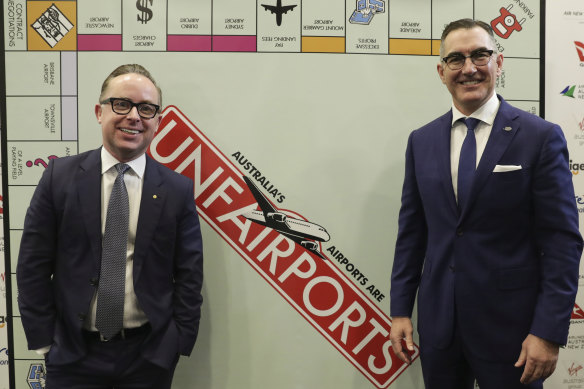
[450,93,501,202]
[36,148,150,354]
[84,147,149,331]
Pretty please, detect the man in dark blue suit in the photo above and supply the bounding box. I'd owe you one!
[389,19,582,388]
[17,64,204,388]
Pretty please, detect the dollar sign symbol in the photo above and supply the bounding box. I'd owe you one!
[136,0,153,24]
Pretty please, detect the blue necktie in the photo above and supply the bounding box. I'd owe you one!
[457,118,480,211]
[96,163,130,340]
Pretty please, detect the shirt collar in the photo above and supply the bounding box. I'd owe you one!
[100,147,146,179]
[451,93,500,126]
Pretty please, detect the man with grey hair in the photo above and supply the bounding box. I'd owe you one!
[389,19,581,388]
[17,64,204,388]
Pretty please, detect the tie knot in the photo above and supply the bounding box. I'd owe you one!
[115,163,130,175]
[463,117,481,132]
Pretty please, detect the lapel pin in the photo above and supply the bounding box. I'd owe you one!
[153,195,158,199]
[504,126,512,132]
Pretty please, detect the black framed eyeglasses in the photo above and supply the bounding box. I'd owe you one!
[441,49,494,70]
[100,98,160,119]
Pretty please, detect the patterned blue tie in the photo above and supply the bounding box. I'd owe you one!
[457,118,481,211]
[96,163,130,340]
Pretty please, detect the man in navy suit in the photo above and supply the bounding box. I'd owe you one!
[17,64,204,388]
[389,19,582,388]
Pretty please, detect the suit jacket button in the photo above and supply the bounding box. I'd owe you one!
[456,229,463,236]
[449,265,455,272]
[78,313,87,321]
[89,277,98,286]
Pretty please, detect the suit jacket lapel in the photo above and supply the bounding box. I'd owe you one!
[78,149,103,268]
[133,156,166,281]
[437,110,459,216]
[460,97,519,218]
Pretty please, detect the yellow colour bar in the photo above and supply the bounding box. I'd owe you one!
[432,40,442,56]
[389,39,432,55]
[302,37,345,53]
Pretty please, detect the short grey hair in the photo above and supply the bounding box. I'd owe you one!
[99,64,162,106]
[439,19,497,58]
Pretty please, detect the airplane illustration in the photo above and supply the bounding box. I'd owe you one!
[261,0,297,26]
[242,176,330,259]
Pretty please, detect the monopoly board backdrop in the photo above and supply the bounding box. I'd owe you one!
[1,119,6,389]
[0,0,550,388]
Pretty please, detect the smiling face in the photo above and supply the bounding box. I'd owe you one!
[437,26,503,116]
[95,73,162,162]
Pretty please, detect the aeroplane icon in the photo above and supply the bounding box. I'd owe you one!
[242,176,330,259]
[261,0,297,26]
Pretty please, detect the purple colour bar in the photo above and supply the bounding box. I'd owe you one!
[213,36,257,52]
[167,35,211,51]
[78,35,122,51]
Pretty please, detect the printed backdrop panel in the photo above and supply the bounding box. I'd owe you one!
[545,1,584,388]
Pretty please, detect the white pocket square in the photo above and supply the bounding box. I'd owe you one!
[493,164,522,172]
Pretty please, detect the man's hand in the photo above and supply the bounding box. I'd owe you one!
[514,334,560,384]
[389,316,415,364]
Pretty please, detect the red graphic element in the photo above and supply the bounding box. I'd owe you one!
[569,362,583,377]
[147,106,419,388]
[491,5,524,39]
[576,41,584,62]
[0,195,3,215]
[573,303,584,319]
[25,155,58,168]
